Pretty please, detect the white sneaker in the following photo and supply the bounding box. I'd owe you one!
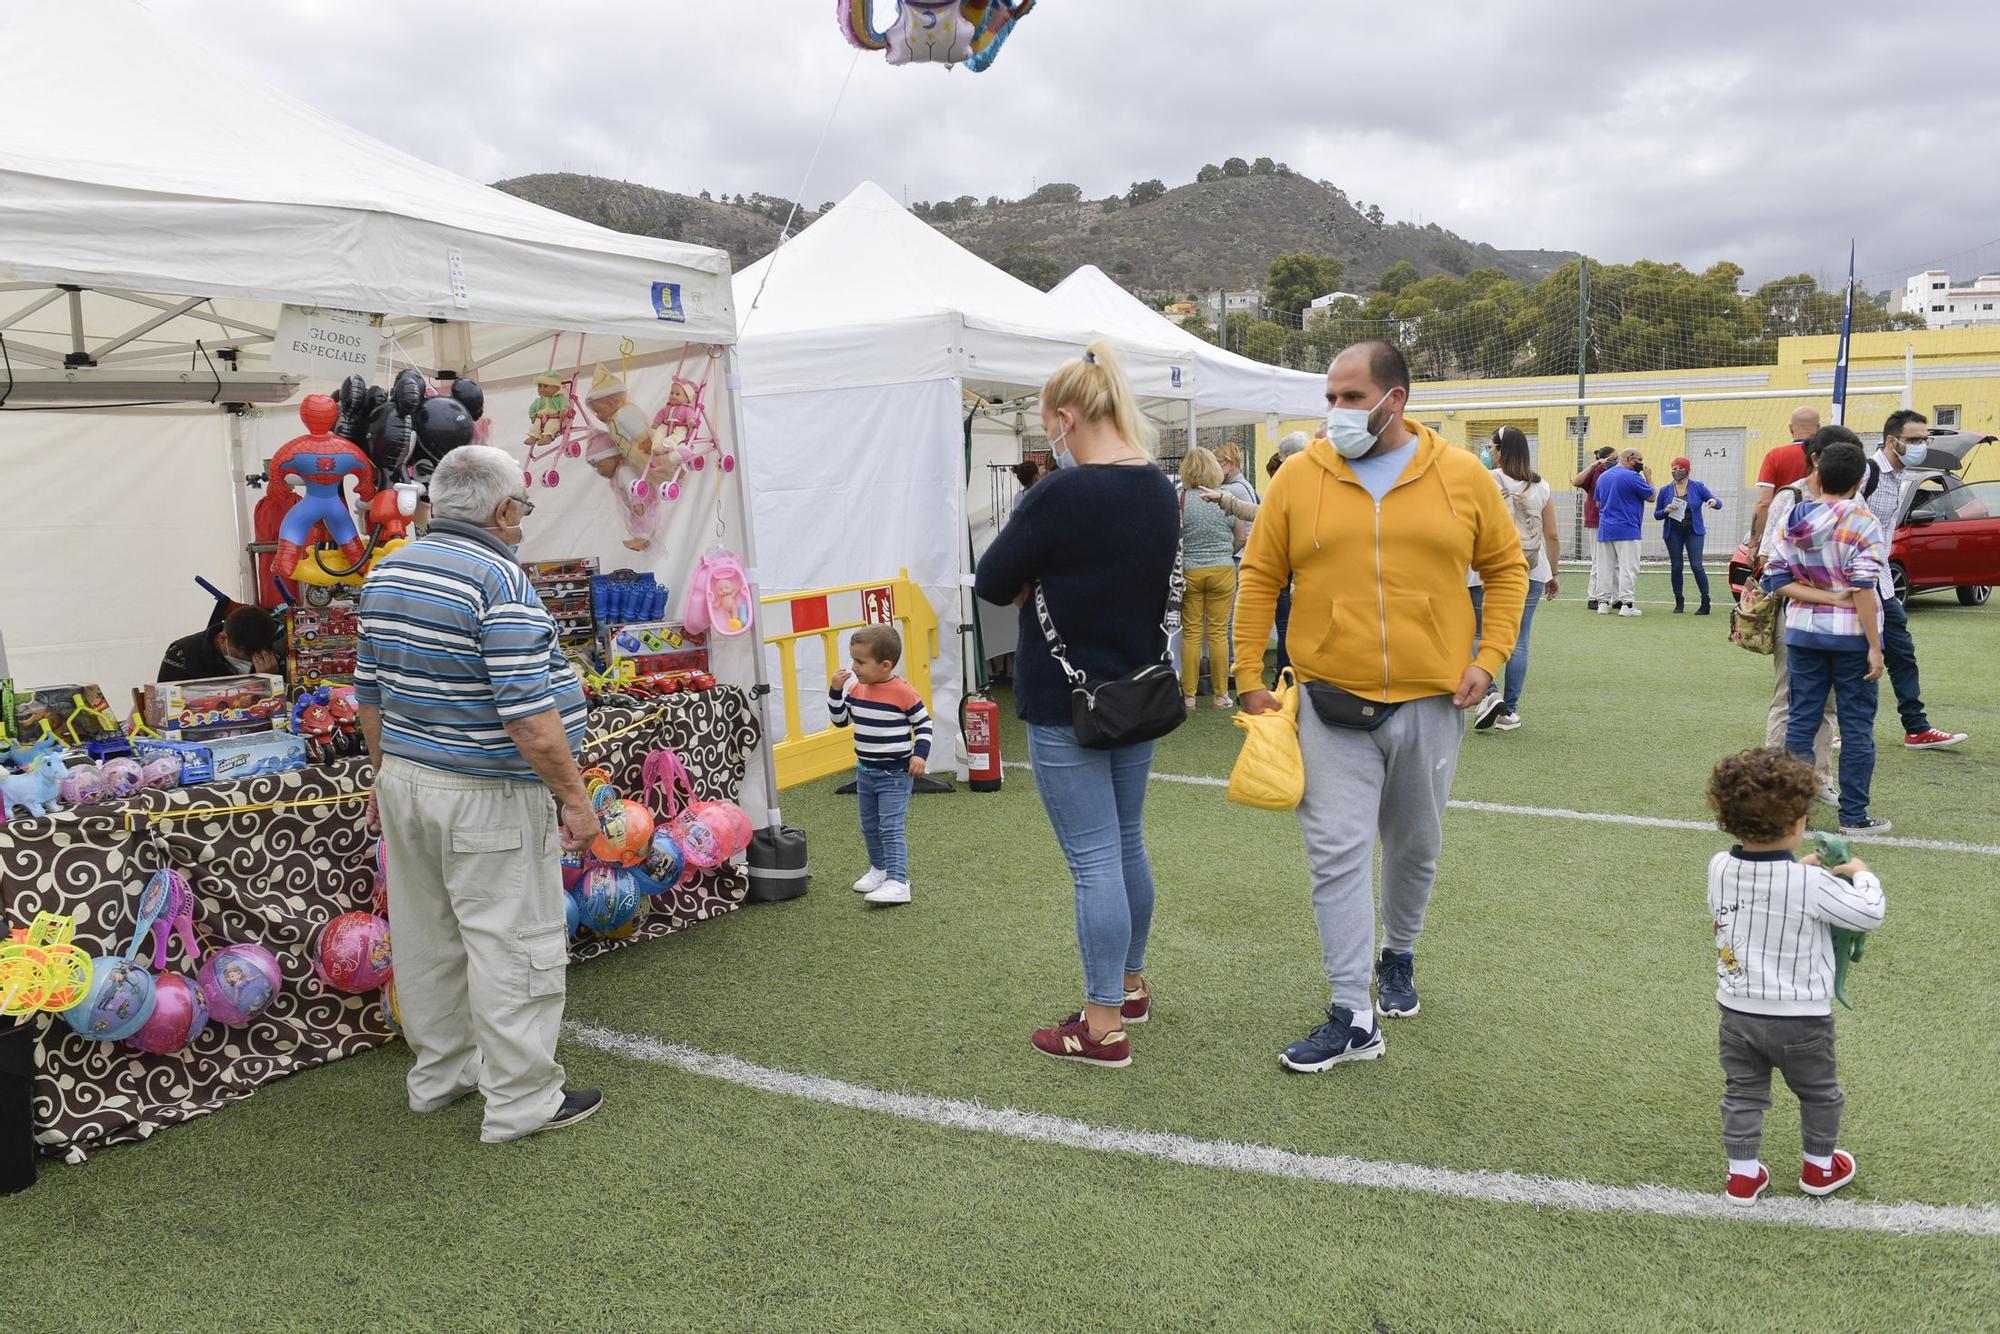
[853,868,887,894]
[1816,780,1839,808]
[1597,603,1612,615]
[1620,605,1643,617]
[864,880,911,906]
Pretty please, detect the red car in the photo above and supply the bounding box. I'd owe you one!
[1892,473,1998,606]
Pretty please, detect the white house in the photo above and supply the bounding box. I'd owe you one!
[1901,269,2000,328]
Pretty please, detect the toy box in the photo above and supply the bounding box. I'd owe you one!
[289,593,360,685]
[142,675,287,738]
[135,730,307,786]
[526,557,599,652]
[604,621,709,678]
[9,681,119,746]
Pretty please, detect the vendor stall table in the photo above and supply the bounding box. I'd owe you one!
[0,689,759,1162]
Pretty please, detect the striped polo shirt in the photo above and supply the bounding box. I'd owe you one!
[354,518,587,780]
[828,676,934,771]
[1707,847,1886,1017]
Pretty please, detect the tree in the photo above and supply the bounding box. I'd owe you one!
[1222,157,1250,177]
[929,200,957,222]
[986,194,1004,208]
[1196,163,1224,184]
[699,190,712,201]
[1377,261,1420,296]
[954,195,978,214]
[1266,252,1348,317]
[1024,182,1083,205]
[1365,203,1386,228]
[1126,178,1167,207]
[1177,314,1216,345]
[1113,258,1137,277]
[1251,156,1276,175]
[998,249,1062,290]
[1100,196,1123,213]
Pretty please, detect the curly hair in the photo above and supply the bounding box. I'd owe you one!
[1707,748,1817,844]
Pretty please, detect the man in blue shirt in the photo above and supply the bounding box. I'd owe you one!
[357,445,604,1142]
[1594,449,1655,616]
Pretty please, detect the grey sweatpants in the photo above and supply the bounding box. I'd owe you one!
[1296,693,1464,1012]
[1719,1007,1844,1159]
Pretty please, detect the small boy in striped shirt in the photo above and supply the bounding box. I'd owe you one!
[1706,747,1886,1205]
[829,625,933,907]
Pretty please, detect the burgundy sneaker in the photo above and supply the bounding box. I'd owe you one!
[1725,1165,1770,1206]
[1121,985,1151,1025]
[1904,728,1967,750]
[1030,1015,1131,1068]
[1800,1150,1856,1197]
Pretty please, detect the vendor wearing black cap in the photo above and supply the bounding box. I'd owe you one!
[157,605,283,682]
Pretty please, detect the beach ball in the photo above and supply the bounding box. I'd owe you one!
[372,838,390,916]
[99,757,144,798]
[380,978,403,1036]
[560,847,588,894]
[126,971,209,1054]
[675,801,752,869]
[197,942,283,1025]
[564,889,582,939]
[312,911,393,994]
[643,827,688,890]
[575,865,640,934]
[62,955,158,1041]
[590,799,655,867]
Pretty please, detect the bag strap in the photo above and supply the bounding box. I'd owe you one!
[642,748,693,818]
[1034,541,1186,687]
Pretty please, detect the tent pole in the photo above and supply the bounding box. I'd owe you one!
[1185,397,1197,455]
[719,344,783,828]
[225,408,252,600]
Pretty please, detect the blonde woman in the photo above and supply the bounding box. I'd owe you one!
[974,340,1178,1069]
[1175,446,1243,709]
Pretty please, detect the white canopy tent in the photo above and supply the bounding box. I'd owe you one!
[733,183,1200,776]
[0,0,777,820]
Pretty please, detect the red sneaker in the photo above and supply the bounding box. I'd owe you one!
[1800,1150,1856,1197]
[1030,1015,1131,1068]
[1725,1165,1769,1206]
[1121,984,1151,1025]
[1905,728,1968,750]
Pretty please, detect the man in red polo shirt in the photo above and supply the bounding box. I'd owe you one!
[1571,446,1617,610]
[1750,406,1819,545]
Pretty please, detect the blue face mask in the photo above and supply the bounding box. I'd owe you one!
[1478,447,1494,469]
[1049,420,1075,469]
[1325,390,1394,460]
[1900,441,1928,468]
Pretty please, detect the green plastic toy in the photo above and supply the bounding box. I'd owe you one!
[1811,833,1868,1010]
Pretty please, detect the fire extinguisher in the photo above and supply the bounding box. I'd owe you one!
[963,692,1003,793]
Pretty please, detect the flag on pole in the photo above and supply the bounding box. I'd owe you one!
[1831,241,1855,426]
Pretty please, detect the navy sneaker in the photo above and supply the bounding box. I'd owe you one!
[1376,949,1420,1017]
[1279,1006,1385,1073]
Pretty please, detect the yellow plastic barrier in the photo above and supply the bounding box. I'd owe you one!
[759,569,938,789]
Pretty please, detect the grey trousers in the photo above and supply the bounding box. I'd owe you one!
[1296,693,1464,1012]
[1587,529,1612,603]
[1719,1007,1844,1159]
[1767,636,1834,781]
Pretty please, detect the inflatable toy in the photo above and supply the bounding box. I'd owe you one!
[311,911,392,994]
[62,955,158,1041]
[126,971,209,1055]
[575,865,641,934]
[197,942,284,1025]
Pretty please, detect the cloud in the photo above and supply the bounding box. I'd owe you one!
[143,0,2000,286]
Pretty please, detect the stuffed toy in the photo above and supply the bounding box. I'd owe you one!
[838,0,1034,70]
[583,365,680,551]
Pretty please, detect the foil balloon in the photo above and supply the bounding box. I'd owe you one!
[62,955,158,1041]
[590,799,655,868]
[126,971,210,1055]
[198,942,283,1025]
[575,865,640,934]
[311,911,392,994]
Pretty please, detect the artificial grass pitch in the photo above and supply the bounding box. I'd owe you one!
[6,573,1995,1331]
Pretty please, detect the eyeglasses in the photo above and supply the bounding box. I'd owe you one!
[511,495,537,516]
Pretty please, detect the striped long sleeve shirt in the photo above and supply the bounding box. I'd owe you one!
[828,676,933,771]
[1707,848,1887,1017]
[354,519,587,780]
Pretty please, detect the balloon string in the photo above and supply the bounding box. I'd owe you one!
[744,49,862,332]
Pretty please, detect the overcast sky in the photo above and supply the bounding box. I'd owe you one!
[148,0,2000,290]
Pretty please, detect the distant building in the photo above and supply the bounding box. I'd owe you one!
[1163,301,1202,321]
[1203,289,1264,323]
[1901,269,2000,328]
[1308,290,1364,311]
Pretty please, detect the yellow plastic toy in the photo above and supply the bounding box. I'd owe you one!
[1227,669,1305,812]
[0,912,91,1016]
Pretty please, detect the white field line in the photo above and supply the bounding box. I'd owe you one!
[565,1022,2000,1238]
[997,763,2000,857]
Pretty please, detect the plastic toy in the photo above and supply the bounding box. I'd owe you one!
[644,827,688,891]
[132,868,201,969]
[380,977,403,1036]
[837,0,1034,71]
[591,799,656,867]
[0,913,91,1017]
[563,889,582,940]
[311,911,392,994]
[684,548,755,638]
[269,394,378,582]
[62,955,158,1041]
[644,749,753,869]
[290,688,341,764]
[138,756,182,789]
[325,692,361,757]
[372,838,391,917]
[99,756,143,798]
[1810,833,1869,1009]
[560,846,588,895]
[57,763,105,807]
[197,942,283,1025]
[527,370,575,450]
[575,865,641,934]
[0,752,68,819]
[126,971,210,1055]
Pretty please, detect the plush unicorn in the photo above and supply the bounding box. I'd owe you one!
[0,753,70,820]
[4,735,62,771]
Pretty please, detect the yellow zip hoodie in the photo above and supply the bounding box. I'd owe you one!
[1232,421,1529,701]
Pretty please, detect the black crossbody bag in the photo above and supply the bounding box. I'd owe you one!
[1304,682,1402,732]
[1034,546,1187,750]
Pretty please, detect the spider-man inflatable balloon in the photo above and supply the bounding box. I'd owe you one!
[269,394,376,582]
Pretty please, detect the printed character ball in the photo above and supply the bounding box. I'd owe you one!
[560,847,588,894]
[197,942,283,1025]
[564,889,582,940]
[311,911,393,994]
[126,971,210,1055]
[380,978,403,1036]
[590,799,655,867]
[372,838,390,916]
[62,955,158,1042]
[575,865,640,934]
[643,828,687,890]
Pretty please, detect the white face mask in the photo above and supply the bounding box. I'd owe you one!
[1325,389,1395,459]
[224,654,253,674]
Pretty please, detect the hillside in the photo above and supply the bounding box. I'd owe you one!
[495,169,1575,297]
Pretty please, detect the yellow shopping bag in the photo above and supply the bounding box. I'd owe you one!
[1227,669,1304,811]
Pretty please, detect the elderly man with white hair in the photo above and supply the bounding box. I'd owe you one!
[355,444,604,1142]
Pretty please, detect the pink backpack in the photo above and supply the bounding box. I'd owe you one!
[684,547,753,638]
[643,749,752,870]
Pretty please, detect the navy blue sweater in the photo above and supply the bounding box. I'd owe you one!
[974,463,1179,726]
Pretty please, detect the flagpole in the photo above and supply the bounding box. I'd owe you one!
[1831,240,1855,427]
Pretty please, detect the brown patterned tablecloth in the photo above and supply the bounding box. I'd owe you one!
[0,688,759,1160]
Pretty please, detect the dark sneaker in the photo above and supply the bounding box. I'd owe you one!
[523,1087,604,1137]
[1031,1015,1131,1068]
[1279,1006,1385,1073]
[1839,815,1892,836]
[1376,949,1420,1017]
[1725,1164,1770,1206]
[1586,599,1599,611]
[1800,1150,1856,1197]
[1473,692,1508,732]
[1121,984,1151,1025]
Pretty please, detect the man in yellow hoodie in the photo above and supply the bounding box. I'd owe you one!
[1234,341,1528,1073]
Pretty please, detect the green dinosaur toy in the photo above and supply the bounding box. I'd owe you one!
[1811,833,1868,1010]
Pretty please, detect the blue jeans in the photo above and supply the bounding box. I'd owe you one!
[1664,523,1710,607]
[1880,595,1930,735]
[856,766,913,882]
[1785,645,1878,825]
[1026,724,1157,1007]
[1501,579,1544,711]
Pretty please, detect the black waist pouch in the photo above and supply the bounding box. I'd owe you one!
[1304,682,1402,732]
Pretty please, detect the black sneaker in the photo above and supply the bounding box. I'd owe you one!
[1586,599,1599,611]
[524,1087,604,1137]
[1838,815,1893,836]
[1376,949,1421,1017]
[1279,1006,1385,1072]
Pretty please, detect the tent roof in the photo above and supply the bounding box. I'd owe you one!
[0,0,737,362]
[1050,266,1327,421]
[733,183,1193,399]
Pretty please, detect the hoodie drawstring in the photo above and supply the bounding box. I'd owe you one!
[1313,470,1327,551]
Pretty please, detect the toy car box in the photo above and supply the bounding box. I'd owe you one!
[135,730,307,786]
[142,674,287,738]
[604,621,709,678]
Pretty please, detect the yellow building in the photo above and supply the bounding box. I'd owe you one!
[1263,327,2000,557]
